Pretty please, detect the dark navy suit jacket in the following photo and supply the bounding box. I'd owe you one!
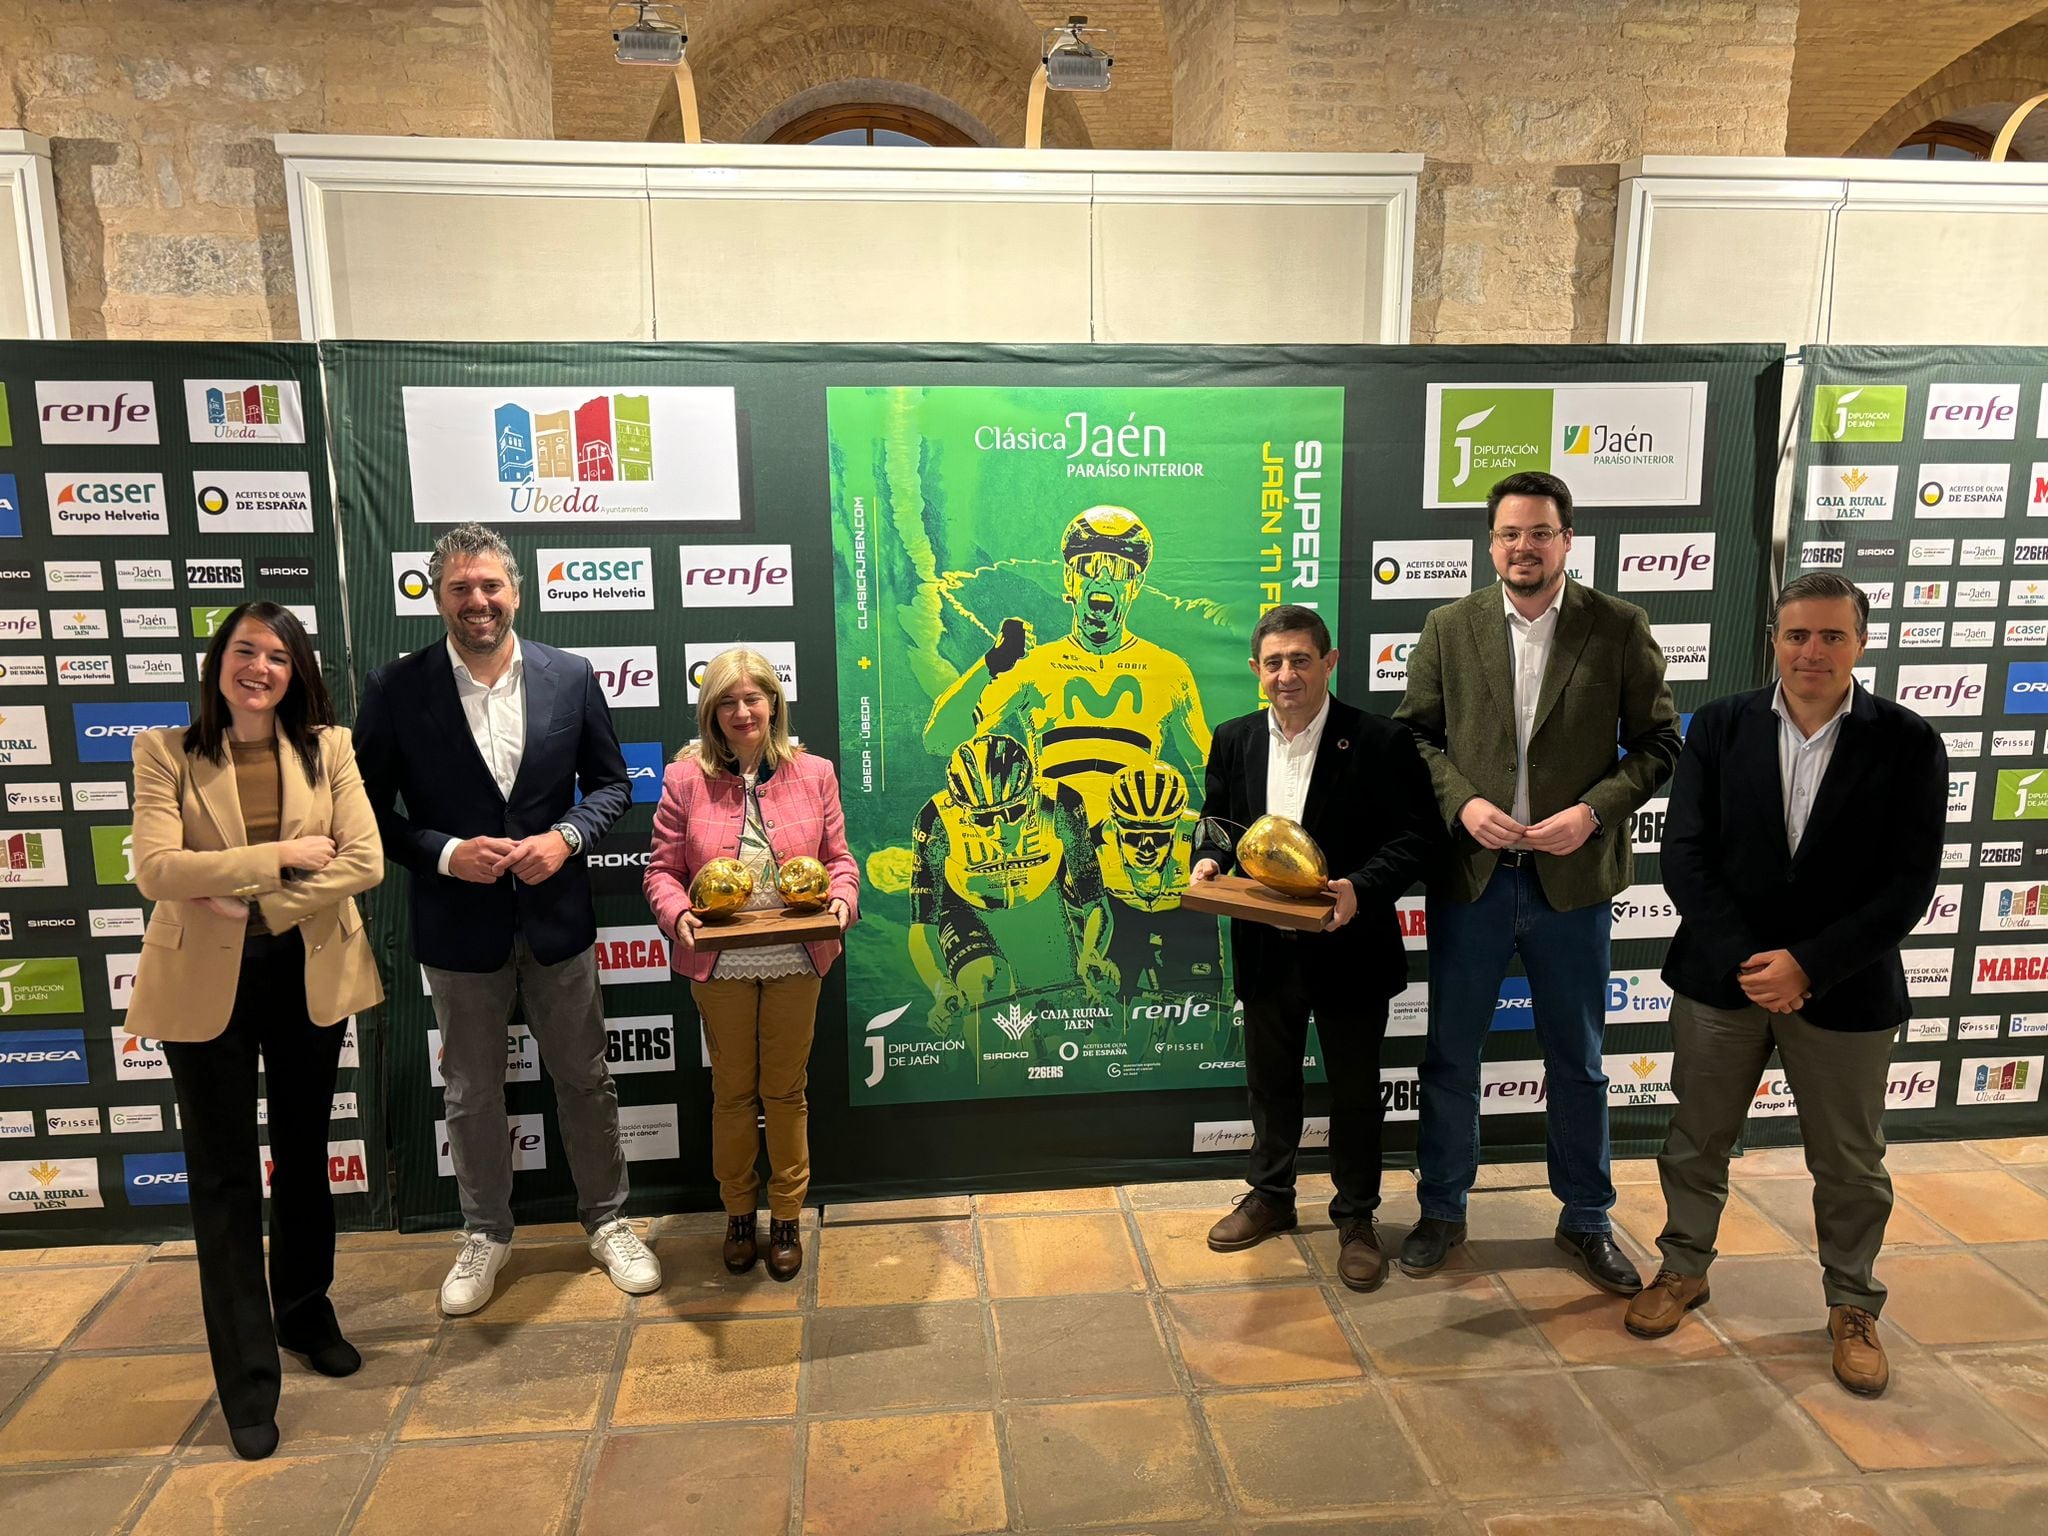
[355,638,631,971]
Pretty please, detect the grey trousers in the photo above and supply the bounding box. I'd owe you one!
[427,936,628,1243]
[1655,992,1897,1314]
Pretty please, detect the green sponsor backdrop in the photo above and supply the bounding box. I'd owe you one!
[1786,346,2048,1142]
[0,341,383,1248]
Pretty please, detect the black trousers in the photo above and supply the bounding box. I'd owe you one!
[1242,948,1390,1226]
[163,930,345,1430]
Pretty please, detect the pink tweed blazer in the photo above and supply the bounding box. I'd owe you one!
[643,751,860,983]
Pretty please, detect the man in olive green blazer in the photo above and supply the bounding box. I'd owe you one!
[1393,471,1680,1295]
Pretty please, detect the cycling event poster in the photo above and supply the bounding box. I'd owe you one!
[829,385,1343,1105]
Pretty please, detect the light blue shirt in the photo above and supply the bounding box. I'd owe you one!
[1771,681,1854,856]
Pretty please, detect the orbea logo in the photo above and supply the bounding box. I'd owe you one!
[496,395,652,486]
[2005,663,2048,716]
[1810,384,1906,443]
[35,381,158,444]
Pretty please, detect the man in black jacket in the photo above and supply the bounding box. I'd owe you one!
[1628,572,1946,1399]
[356,522,658,1315]
[1192,605,1442,1290]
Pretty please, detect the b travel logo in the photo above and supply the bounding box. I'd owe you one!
[73,702,191,762]
[35,381,158,444]
[538,547,654,611]
[1810,384,1907,443]
[2033,464,2048,518]
[43,474,169,536]
[1424,381,1707,508]
[182,380,306,444]
[401,385,742,524]
[1804,465,1899,521]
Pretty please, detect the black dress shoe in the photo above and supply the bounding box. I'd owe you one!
[228,1420,279,1461]
[1554,1227,1644,1296]
[1397,1216,1468,1276]
[279,1333,361,1378]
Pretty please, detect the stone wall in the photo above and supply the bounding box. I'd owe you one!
[0,0,551,338]
[1847,12,2048,157]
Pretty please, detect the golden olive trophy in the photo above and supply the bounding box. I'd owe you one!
[1235,814,1330,897]
[775,855,832,912]
[690,858,754,919]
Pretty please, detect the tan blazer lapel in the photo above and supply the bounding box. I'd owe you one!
[191,749,248,849]
[277,737,314,842]
[1529,580,1595,742]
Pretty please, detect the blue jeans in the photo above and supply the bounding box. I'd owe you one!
[1417,859,1616,1233]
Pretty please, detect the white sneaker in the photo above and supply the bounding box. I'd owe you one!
[439,1232,511,1316]
[590,1218,661,1295]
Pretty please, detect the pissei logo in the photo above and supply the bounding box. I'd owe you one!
[1811,384,1907,443]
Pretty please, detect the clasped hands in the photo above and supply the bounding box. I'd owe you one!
[1738,949,1811,1014]
[1459,797,1596,856]
[448,832,571,886]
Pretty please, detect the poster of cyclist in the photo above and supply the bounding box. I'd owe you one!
[830,384,1344,1104]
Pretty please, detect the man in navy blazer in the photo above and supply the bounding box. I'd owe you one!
[357,522,658,1315]
[1191,605,1442,1291]
[1626,572,1945,1399]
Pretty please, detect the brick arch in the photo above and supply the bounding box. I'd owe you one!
[1847,13,2048,156]
[1786,0,2048,154]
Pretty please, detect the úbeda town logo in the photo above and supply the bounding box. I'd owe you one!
[183,380,306,444]
[496,394,654,488]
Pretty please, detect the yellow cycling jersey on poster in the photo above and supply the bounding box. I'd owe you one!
[972,634,1210,825]
[1095,816,1193,914]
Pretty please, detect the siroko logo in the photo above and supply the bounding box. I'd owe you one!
[43,473,168,535]
[183,379,305,443]
[565,647,660,709]
[73,702,190,762]
[1914,463,2010,518]
[1810,383,1907,443]
[537,547,654,611]
[1804,464,1899,521]
[1617,532,1715,590]
[35,381,158,443]
[677,544,795,607]
[684,641,797,703]
[1924,382,2020,441]
[1370,540,1470,600]
[391,552,435,616]
[1894,664,1987,718]
[2006,663,2048,716]
[1368,632,1418,692]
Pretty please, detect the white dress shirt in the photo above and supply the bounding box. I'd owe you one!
[1771,680,1854,856]
[1265,695,1330,826]
[1504,581,1565,829]
[436,637,527,875]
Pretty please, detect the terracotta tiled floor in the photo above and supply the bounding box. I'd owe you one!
[4,1139,2047,1534]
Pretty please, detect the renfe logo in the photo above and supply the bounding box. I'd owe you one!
[564,647,659,709]
[1617,533,1715,591]
[35,381,159,444]
[1894,664,1986,718]
[677,544,795,608]
[1924,382,2021,441]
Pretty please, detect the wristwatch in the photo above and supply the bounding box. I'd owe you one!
[1583,804,1604,837]
[552,821,584,855]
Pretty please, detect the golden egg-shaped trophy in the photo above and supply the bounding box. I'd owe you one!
[1236,814,1330,898]
[775,856,832,912]
[690,858,754,919]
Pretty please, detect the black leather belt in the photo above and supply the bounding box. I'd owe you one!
[1499,849,1536,867]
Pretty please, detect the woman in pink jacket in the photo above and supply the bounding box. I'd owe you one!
[644,648,858,1281]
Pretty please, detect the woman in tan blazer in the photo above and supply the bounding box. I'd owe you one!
[129,601,384,1462]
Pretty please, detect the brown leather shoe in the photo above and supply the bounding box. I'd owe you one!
[722,1214,758,1274]
[765,1218,803,1282]
[1336,1220,1387,1292]
[1206,1191,1298,1252]
[1829,1304,1889,1396]
[1624,1269,1711,1338]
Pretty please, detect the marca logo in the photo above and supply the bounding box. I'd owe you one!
[1611,884,1680,939]
[1949,773,1977,821]
[0,705,51,766]
[1915,463,2010,518]
[74,702,190,762]
[0,1028,89,1086]
[564,646,660,709]
[1650,624,1710,681]
[1913,884,1964,935]
[1426,382,1706,507]
[404,385,741,523]
[1894,664,1986,718]
[678,544,795,607]
[621,741,664,804]
[183,379,305,443]
[0,657,44,689]
[1631,798,1667,853]
[1811,383,1907,442]
[437,1114,545,1176]
[1,1157,103,1211]
[1971,944,2048,993]
[263,1139,371,1196]
[391,552,435,616]
[193,472,314,534]
[2031,462,2048,518]
[1397,895,1426,951]
[605,1015,676,1074]
[685,641,798,703]
[538,547,654,611]
[1800,541,1843,569]
[1617,532,1715,591]
[57,656,114,687]
[1982,882,2048,930]
[1368,632,1418,692]
[183,558,243,589]
[1994,768,2048,820]
[1957,1055,2042,1105]
[1371,539,1470,600]
[123,1152,188,1205]
[36,381,158,444]
[594,924,670,983]
[0,957,84,1015]
[43,473,168,535]
[1924,382,2020,440]
[1805,464,1898,521]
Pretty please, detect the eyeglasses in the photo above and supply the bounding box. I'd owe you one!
[1492,527,1564,548]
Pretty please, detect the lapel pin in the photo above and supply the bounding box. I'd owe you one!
[1337,739,1350,751]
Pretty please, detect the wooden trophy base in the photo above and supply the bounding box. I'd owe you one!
[1180,874,1335,932]
[692,907,843,951]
